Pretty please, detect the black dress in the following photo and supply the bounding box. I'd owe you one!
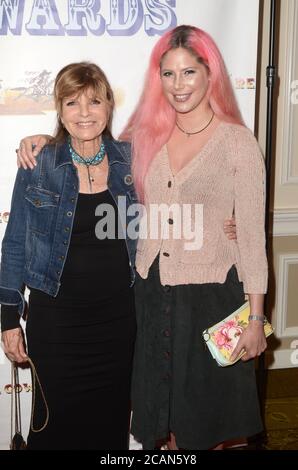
[131,257,263,450]
[25,190,136,450]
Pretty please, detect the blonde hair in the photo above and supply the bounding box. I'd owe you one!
[52,62,114,143]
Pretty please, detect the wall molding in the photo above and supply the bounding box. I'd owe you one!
[276,253,298,338]
[266,348,298,369]
[281,0,298,185]
[272,209,298,236]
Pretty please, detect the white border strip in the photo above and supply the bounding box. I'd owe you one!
[276,253,298,338]
[281,0,298,185]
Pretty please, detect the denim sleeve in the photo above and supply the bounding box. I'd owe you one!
[0,168,30,316]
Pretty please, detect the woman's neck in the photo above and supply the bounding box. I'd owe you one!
[70,137,101,157]
[176,102,213,132]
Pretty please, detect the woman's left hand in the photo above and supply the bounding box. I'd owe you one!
[230,321,267,362]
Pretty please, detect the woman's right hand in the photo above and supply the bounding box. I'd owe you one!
[17,135,51,169]
[1,327,28,363]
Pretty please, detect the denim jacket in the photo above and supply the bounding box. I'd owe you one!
[0,138,137,316]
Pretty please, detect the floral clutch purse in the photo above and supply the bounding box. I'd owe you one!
[202,301,274,367]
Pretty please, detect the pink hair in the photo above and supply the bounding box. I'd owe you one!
[120,25,244,202]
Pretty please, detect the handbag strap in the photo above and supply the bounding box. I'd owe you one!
[10,363,22,440]
[27,357,49,433]
[10,358,49,436]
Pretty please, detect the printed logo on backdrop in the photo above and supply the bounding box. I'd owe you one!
[0,69,126,115]
[234,78,256,89]
[0,0,177,115]
[0,0,177,36]
[3,382,32,394]
[0,212,9,224]
[0,70,55,115]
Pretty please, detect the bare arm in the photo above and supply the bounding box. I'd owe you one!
[17,134,52,169]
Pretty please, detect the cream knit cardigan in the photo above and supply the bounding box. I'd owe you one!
[136,122,268,294]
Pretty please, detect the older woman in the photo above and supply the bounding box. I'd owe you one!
[0,62,137,450]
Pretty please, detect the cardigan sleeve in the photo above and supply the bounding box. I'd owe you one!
[233,126,268,294]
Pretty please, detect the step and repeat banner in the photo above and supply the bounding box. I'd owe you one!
[0,0,260,450]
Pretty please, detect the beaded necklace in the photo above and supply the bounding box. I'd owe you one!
[68,138,106,193]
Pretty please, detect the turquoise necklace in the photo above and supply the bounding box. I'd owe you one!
[68,138,106,166]
[68,137,106,192]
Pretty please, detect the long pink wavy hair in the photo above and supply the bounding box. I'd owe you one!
[119,25,244,202]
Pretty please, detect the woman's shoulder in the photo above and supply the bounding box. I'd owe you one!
[43,142,57,152]
[30,141,66,175]
[105,138,132,162]
[221,121,259,147]
[35,142,58,159]
[110,138,131,151]
[220,122,264,168]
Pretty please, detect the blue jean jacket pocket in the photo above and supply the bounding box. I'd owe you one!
[25,186,60,235]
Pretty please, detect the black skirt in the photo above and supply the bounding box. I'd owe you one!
[25,191,136,450]
[131,257,263,450]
